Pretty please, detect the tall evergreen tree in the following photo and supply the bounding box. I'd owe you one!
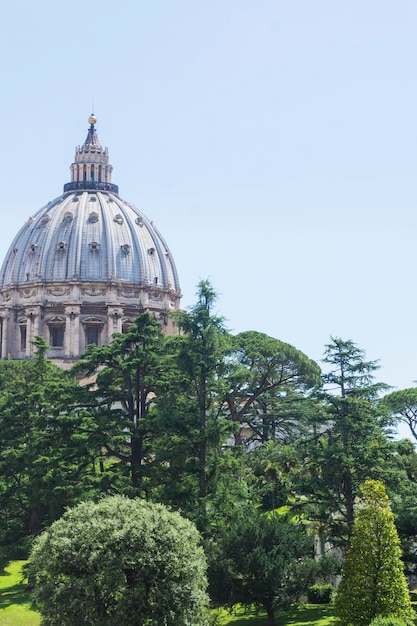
[335,480,415,626]
[299,338,391,545]
[0,338,98,551]
[156,280,229,531]
[73,313,165,493]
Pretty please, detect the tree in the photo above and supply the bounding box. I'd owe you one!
[73,313,165,492]
[160,280,229,531]
[223,331,321,445]
[29,496,210,626]
[210,507,316,626]
[0,337,99,551]
[381,439,417,576]
[299,338,390,546]
[334,480,415,626]
[381,388,417,442]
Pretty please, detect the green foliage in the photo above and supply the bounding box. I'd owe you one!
[210,507,317,625]
[158,280,230,531]
[73,312,166,492]
[213,602,336,625]
[299,338,391,547]
[0,339,99,549]
[368,617,407,626]
[223,330,321,446]
[334,480,415,626]
[381,387,417,441]
[307,584,334,604]
[29,496,210,626]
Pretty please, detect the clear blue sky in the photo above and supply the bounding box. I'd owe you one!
[2,1,417,403]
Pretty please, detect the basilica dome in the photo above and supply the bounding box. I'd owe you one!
[0,116,181,360]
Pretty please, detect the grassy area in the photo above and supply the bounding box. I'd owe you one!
[214,604,336,625]
[0,561,40,626]
[0,561,337,626]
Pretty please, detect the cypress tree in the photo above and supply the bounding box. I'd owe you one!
[335,480,415,626]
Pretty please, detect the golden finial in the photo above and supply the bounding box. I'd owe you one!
[88,114,97,125]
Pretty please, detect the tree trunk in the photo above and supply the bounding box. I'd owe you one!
[266,605,275,626]
[131,432,143,488]
[30,505,42,536]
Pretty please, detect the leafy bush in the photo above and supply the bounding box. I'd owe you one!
[307,583,334,604]
[29,496,210,626]
[369,617,407,626]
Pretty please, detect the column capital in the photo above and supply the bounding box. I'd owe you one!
[65,304,81,318]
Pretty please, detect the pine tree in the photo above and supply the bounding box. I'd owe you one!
[335,480,415,626]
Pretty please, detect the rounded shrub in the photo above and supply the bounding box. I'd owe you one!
[29,495,210,626]
[307,583,334,604]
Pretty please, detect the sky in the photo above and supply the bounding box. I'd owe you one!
[1,1,417,415]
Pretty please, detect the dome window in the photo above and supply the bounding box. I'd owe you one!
[135,217,144,227]
[148,247,155,256]
[89,196,97,202]
[89,212,99,223]
[19,321,27,352]
[64,212,73,221]
[57,241,67,251]
[82,316,104,347]
[42,214,50,224]
[47,316,65,348]
[29,244,38,254]
[72,196,79,202]
[121,243,130,253]
[89,241,100,250]
[154,277,158,284]
[122,318,133,334]
[50,327,64,347]
[114,214,124,225]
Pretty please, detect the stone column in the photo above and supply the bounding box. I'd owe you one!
[25,306,39,357]
[64,304,81,358]
[107,306,124,340]
[0,309,9,359]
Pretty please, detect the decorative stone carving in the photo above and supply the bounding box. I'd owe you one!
[46,315,65,324]
[47,287,70,296]
[81,316,104,326]
[81,287,105,296]
[65,305,80,317]
[117,289,140,298]
[20,289,37,299]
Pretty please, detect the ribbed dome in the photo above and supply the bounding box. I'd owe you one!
[0,191,180,290]
[0,116,181,361]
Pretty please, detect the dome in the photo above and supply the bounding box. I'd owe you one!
[0,116,181,361]
[0,192,179,289]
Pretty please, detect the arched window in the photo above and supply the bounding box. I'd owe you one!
[47,317,65,348]
[19,321,27,352]
[82,317,104,347]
